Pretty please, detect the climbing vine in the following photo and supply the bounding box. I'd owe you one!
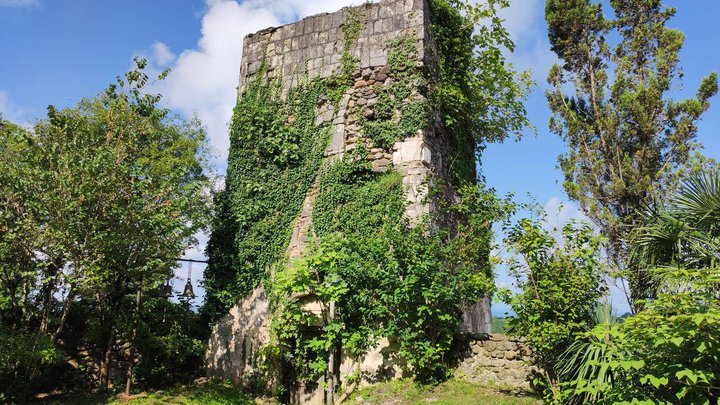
[361,33,430,149]
[339,7,362,85]
[203,67,339,320]
[271,161,513,382]
[204,9,365,321]
[428,0,532,183]
[206,0,529,389]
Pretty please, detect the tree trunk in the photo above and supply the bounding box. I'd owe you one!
[100,328,115,388]
[39,261,60,334]
[125,284,142,396]
[51,285,75,342]
[21,278,29,324]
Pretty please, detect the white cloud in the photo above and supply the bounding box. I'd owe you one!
[153,0,370,164]
[498,0,557,84]
[0,0,38,8]
[498,0,541,43]
[542,196,592,233]
[151,41,175,66]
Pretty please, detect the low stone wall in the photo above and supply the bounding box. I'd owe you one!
[453,333,538,392]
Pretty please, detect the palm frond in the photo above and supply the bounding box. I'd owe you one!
[557,326,618,404]
[672,170,720,234]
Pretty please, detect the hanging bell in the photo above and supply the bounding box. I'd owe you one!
[179,279,196,299]
[161,283,173,298]
[178,261,195,300]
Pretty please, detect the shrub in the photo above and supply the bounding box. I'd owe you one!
[0,329,63,401]
[502,219,605,401]
[561,267,719,403]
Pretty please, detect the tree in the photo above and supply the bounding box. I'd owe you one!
[545,0,718,310]
[0,59,211,397]
[559,171,720,403]
[502,218,605,400]
[631,170,720,270]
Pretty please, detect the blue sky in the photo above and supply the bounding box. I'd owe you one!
[1,0,718,314]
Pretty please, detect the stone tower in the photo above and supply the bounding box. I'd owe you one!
[206,0,491,403]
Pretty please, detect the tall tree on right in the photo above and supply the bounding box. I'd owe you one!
[545,0,718,311]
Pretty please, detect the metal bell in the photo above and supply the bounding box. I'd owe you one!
[161,283,173,298]
[178,261,195,300]
[179,279,196,299]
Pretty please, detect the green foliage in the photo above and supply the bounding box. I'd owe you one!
[131,297,209,388]
[556,171,720,403]
[0,329,63,401]
[203,8,370,320]
[0,59,211,394]
[502,219,605,400]
[559,267,720,404]
[491,317,509,333]
[545,0,719,308]
[202,189,240,322]
[361,33,430,149]
[430,0,532,181]
[204,67,340,320]
[339,7,362,85]
[631,170,720,272]
[271,162,513,383]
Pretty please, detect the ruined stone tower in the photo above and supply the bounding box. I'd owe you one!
[206,0,492,403]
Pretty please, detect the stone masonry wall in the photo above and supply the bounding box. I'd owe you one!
[238,0,429,93]
[454,334,539,392]
[207,1,491,402]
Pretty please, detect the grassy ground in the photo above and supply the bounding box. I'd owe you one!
[35,379,539,405]
[34,382,263,405]
[352,379,541,405]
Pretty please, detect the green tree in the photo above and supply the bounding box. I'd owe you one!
[558,171,720,403]
[545,0,718,310]
[0,59,211,397]
[502,218,605,401]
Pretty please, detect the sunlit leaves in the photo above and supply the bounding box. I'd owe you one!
[545,0,719,310]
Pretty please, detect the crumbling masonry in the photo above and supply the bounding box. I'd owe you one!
[206,0,506,403]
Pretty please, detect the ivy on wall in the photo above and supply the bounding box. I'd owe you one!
[361,33,430,149]
[205,0,529,387]
[271,163,512,382]
[203,70,341,321]
[266,2,520,384]
[203,9,362,322]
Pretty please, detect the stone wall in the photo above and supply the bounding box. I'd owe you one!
[238,0,429,94]
[454,334,539,392]
[206,0,491,402]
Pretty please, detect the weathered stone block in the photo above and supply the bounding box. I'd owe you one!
[212,1,492,402]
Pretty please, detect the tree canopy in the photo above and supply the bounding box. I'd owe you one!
[545,0,718,309]
[0,59,212,400]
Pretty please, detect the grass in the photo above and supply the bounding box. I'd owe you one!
[36,378,539,405]
[35,382,266,405]
[352,379,541,405]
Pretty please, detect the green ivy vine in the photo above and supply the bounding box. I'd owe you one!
[206,0,528,389]
[270,155,513,382]
[361,32,430,149]
[204,67,343,320]
[204,9,364,321]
